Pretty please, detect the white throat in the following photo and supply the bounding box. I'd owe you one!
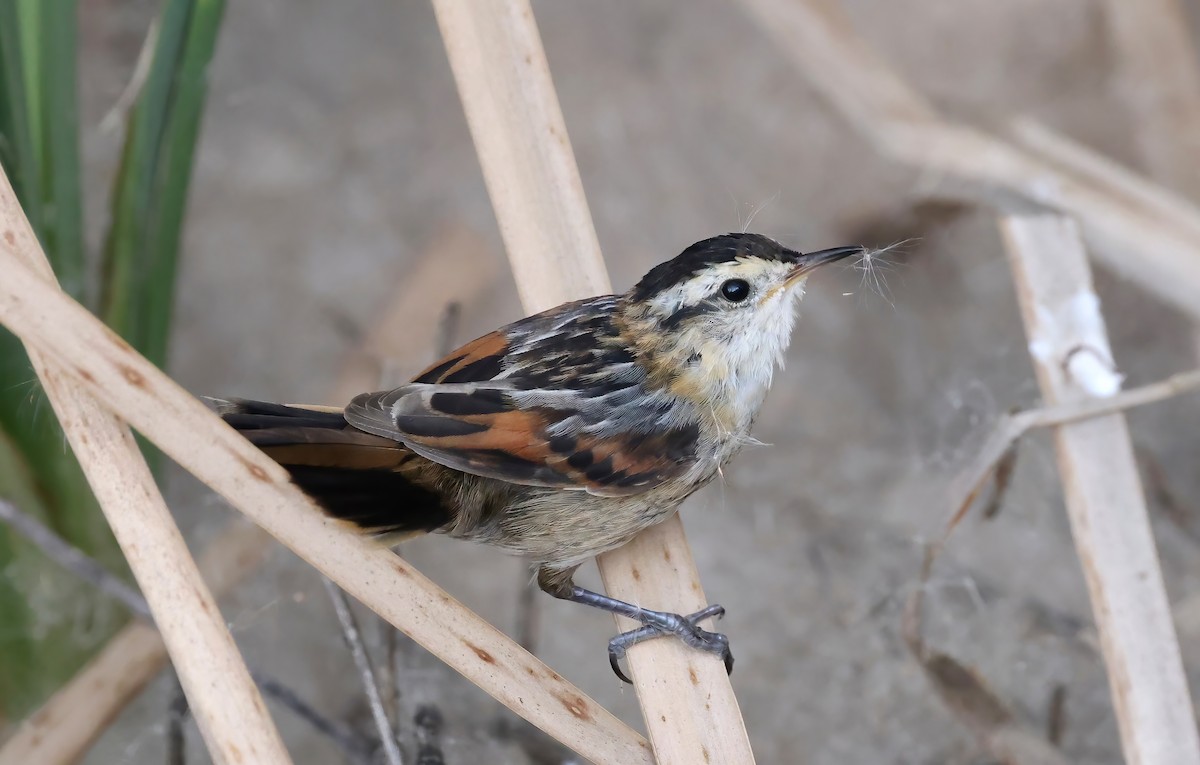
[676,283,803,435]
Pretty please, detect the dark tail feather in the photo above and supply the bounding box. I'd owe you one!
[215,399,451,537]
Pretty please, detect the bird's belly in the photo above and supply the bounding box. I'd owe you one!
[458,484,694,569]
[441,432,745,569]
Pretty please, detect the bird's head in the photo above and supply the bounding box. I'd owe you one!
[625,233,860,365]
[621,233,862,418]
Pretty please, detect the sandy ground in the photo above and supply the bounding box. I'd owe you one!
[58,1,1200,762]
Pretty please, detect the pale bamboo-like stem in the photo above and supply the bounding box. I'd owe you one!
[0,168,291,765]
[1001,214,1200,765]
[430,2,610,311]
[430,2,754,762]
[0,226,508,765]
[734,0,1200,323]
[0,246,650,765]
[0,624,163,765]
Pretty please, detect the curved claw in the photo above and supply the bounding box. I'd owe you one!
[609,646,632,684]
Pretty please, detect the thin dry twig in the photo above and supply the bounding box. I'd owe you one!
[165,669,378,765]
[1001,213,1199,763]
[377,620,404,740]
[99,17,159,134]
[514,580,540,656]
[979,440,1018,521]
[945,368,1200,534]
[166,678,188,765]
[0,166,291,765]
[434,302,461,360]
[322,579,403,765]
[0,242,650,765]
[0,498,151,620]
[251,673,374,765]
[1046,685,1068,747]
[431,3,753,761]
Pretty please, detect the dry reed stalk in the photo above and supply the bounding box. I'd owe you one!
[0,225,498,765]
[0,168,291,764]
[1099,0,1200,362]
[430,2,754,761]
[1001,214,1200,765]
[734,0,1200,323]
[1101,0,1200,201]
[0,232,649,763]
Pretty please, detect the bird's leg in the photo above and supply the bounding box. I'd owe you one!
[537,566,733,683]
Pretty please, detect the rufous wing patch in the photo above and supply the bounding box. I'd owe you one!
[412,331,509,384]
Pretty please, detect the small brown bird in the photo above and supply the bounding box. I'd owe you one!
[219,233,861,680]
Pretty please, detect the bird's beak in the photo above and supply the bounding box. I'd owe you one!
[784,245,864,287]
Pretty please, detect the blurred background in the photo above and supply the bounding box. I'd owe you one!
[2,1,1200,763]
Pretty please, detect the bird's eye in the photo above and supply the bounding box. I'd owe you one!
[720,278,751,302]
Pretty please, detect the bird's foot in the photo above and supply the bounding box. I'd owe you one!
[607,604,733,683]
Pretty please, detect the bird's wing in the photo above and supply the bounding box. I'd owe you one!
[344,304,701,496]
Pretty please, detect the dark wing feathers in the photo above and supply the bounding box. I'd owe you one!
[411,330,509,384]
[218,399,450,535]
[343,299,700,496]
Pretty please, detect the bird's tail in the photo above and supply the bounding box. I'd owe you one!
[215,399,450,538]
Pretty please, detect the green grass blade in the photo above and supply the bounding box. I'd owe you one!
[0,2,94,532]
[14,0,41,179]
[0,0,44,234]
[101,0,194,356]
[143,0,225,366]
[37,0,85,301]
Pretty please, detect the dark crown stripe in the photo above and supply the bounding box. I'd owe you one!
[631,233,797,301]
